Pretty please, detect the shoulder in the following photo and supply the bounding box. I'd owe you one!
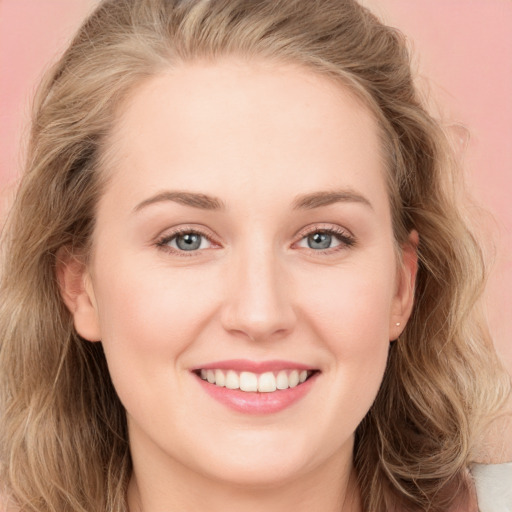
[470,462,512,512]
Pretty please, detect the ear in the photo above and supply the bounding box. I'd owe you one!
[56,246,101,342]
[390,230,419,340]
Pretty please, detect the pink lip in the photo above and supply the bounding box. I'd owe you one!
[191,359,316,373]
[192,369,320,415]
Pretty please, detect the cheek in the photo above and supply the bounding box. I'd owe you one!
[293,262,394,421]
[91,255,220,376]
[295,261,395,353]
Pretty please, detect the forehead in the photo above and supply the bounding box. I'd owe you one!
[101,58,389,214]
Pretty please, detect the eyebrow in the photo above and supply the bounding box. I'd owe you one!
[291,190,373,211]
[132,188,373,213]
[133,191,225,213]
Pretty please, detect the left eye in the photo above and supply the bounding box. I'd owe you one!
[160,231,212,252]
[296,230,352,251]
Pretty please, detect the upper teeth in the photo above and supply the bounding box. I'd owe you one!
[199,369,311,393]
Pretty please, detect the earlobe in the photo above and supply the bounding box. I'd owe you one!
[56,247,101,342]
[390,230,419,339]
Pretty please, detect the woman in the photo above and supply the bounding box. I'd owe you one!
[0,0,510,510]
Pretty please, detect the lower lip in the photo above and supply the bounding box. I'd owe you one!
[193,372,319,414]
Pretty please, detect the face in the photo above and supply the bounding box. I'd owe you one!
[63,59,416,490]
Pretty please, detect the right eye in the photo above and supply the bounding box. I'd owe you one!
[156,229,215,255]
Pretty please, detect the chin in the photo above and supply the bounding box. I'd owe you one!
[187,432,327,488]
[200,456,312,489]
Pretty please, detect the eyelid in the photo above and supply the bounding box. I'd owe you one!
[294,223,354,240]
[292,223,356,253]
[155,225,220,256]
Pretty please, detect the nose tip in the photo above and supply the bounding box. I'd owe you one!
[220,253,296,342]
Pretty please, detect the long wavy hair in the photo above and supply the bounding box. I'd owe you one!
[1,1,510,510]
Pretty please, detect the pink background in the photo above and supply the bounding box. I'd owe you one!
[1,1,511,373]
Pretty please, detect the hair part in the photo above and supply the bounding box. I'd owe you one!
[1,1,510,511]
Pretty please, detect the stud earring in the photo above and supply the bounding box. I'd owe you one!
[390,322,402,346]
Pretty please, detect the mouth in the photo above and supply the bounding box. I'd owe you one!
[190,359,321,414]
[193,368,319,393]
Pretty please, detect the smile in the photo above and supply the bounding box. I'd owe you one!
[192,360,321,414]
[196,369,315,393]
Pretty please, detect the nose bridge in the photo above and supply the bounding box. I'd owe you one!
[221,236,295,341]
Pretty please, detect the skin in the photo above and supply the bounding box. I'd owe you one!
[60,58,418,512]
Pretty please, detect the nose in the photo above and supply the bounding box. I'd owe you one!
[220,244,296,342]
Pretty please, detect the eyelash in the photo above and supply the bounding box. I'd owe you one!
[296,225,356,255]
[155,225,356,257]
[155,227,217,258]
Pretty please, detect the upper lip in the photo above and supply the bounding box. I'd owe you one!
[191,359,318,373]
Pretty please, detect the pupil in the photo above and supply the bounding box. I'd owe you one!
[177,233,201,251]
[308,232,331,250]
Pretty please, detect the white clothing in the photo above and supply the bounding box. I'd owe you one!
[472,463,512,512]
